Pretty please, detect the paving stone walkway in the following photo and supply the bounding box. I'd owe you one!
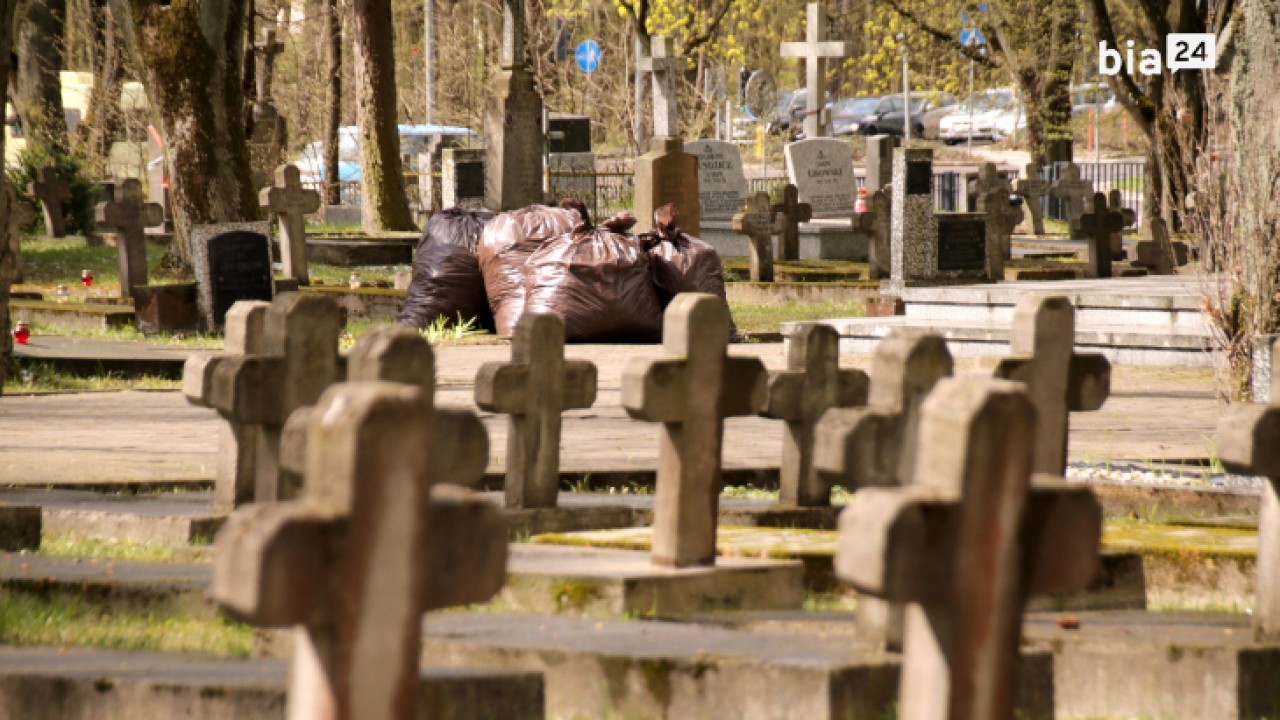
[1,344,1221,486]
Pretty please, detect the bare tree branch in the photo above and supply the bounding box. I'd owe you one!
[879,0,1000,68]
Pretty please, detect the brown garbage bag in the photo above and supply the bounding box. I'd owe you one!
[477,202,582,335]
[398,207,495,331]
[639,204,738,337]
[524,213,664,342]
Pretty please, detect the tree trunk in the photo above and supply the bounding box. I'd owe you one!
[323,0,342,206]
[109,0,259,269]
[351,0,414,231]
[0,0,22,394]
[74,0,125,175]
[15,0,70,156]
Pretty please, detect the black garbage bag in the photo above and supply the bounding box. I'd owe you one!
[523,213,663,342]
[398,207,496,330]
[638,203,738,338]
[478,202,583,336]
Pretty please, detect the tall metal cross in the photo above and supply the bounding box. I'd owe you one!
[639,36,684,138]
[780,3,849,139]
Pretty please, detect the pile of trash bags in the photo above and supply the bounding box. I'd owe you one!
[399,200,732,342]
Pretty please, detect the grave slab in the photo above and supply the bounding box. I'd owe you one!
[0,645,544,720]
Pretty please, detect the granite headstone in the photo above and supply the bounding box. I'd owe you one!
[191,222,274,329]
[784,138,855,219]
[685,140,748,220]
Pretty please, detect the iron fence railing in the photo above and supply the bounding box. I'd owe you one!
[1044,160,1145,223]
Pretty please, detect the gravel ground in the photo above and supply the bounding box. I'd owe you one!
[1067,461,1264,489]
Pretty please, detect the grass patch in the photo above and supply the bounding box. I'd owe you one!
[8,361,179,394]
[29,531,176,564]
[729,300,865,335]
[721,485,852,504]
[305,222,363,234]
[19,237,171,292]
[803,592,858,613]
[0,590,253,657]
[26,322,222,350]
[308,263,404,288]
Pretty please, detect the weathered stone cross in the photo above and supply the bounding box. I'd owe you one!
[1079,192,1125,279]
[761,324,868,507]
[212,382,506,720]
[623,293,767,567]
[1015,163,1050,235]
[184,300,272,510]
[733,191,785,282]
[858,187,892,280]
[6,186,35,284]
[95,178,164,298]
[1049,163,1094,235]
[476,313,598,509]
[253,27,286,106]
[259,164,320,285]
[973,166,1022,267]
[993,295,1111,475]
[28,166,69,238]
[837,377,1103,720]
[813,329,953,650]
[780,2,849,139]
[1218,338,1280,640]
[967,163,1007,210]
[639,36,684,139]
[1106,189,1136,260]
[209,293,343,503]
[772,184,812,261]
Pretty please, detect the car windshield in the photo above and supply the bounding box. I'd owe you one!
[833,98,879,118]
[956,91,1015,113]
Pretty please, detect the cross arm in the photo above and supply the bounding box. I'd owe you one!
[1217,404,1280,477]
[721,357,768,417]
[812,406,899,484]
[423,488,508,610]
[563,360,598,410]
[474,363,529,413]
[210,356,285,424]
[835,487,955,603]
[211,501,339,626]
[183,353,230,407]
[621,358,687,422]
[141,204,165,228]
[761,368,869,421]
[1066,354,1111,411]
[1021,478,1102,597]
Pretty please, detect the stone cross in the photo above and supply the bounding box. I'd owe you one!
[982,187,1023,269]
[814,330,953,650]
[780,2,850,139]
[1218,337,1280,640]
[259,164,320,285]
[732,191,785,282]
[95,178,164,298]
[1106,189,1136,260]
[1015,163,1050,235]
[28,166,69,238]
[966,163,1007,210]
[639,36,684,139]
[253,27,286,105]
[837,377,1103,720]
[1134,218,1185,275]
[993,295,1111,476]
[6,186,35,284]
[209,293,343,503]
[1049,163,1094,235]
[476,313,598,509]
[772,184,812,261]
[1079,192,1125,279]
[500,0,527,68]
[183,301,272,510]
[212,383,506,720]
[761,324,868,507]
[858,187,892,280]
[622,293,767,567]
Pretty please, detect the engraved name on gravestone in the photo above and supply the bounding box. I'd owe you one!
[191,222,274,329]
[784,137,855,218]
[936,215,987,272]
[685,140,748,220]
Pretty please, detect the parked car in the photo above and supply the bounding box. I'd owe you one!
[857,92,958,139]
[294,123,476,185]
[768,89,833,140]
[830,97,880,137]
[939,88,1017,144]
[990,104,1028,141]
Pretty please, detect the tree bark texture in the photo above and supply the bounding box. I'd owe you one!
[323,0,342,206]
[109,0,259,268]
[74,0,125,174]
[16,0,70,156]
[0,0,22,395]
[351,0,414,231]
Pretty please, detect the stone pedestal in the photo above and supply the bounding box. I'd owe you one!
[634,137,701,236]
[484,64,545,212]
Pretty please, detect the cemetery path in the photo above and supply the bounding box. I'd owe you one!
[1,345,1220,486]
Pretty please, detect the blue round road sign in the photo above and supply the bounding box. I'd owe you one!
[575,40,601,74]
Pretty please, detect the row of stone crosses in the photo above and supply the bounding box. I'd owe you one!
[182,287,1127,718]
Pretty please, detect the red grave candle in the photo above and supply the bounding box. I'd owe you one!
[81,269,93,287]
[13,322,30,345]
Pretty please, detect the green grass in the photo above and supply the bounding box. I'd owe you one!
[26,322,222,349]
[305,222,363,234]
[18,237,171,291]
[28,531,177,563]
[721,485,853,504]
[308,263,404,287]
[729,300,865,335]
[7,361,180,394]
[0,590,254,657]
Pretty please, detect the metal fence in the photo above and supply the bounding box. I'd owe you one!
[1043,160,1145,223]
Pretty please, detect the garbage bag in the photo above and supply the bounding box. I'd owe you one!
[639,204,730,307]
[524,212,664,342]
[478,202,583,335]
[398,207,495,330]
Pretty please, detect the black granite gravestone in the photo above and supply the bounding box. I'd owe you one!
[936,215,987,272]
[208,231,274,326]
